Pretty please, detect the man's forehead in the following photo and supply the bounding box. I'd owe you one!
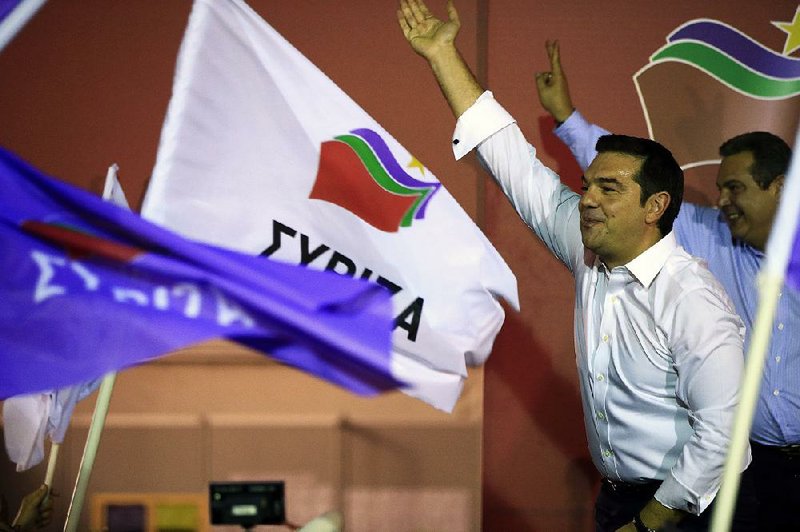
[585,151,642,182]
[717,151,755,184]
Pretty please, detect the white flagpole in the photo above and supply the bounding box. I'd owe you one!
[0,0,47,53]
[63,372,116,532]
[711,127,800,532]
[44,442,59,487]
[709,275,780,532]
[62,163,125,532]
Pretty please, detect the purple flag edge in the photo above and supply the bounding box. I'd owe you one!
[0,145,401,398]
[786,220,800,291]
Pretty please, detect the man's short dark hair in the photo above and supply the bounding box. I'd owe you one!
[719,131,791,189]
[595,134,683,235]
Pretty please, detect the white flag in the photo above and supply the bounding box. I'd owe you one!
[2,164,126,471]
[141,0,519,412]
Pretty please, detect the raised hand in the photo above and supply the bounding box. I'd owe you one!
[397,0,460,61]
[535,40,574,123]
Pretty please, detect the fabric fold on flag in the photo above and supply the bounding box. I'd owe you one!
[142,0,519,412]
[3,382,98,471]
[3,164,124,471]
[0,145,398,401]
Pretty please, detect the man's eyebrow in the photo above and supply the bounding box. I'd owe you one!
[586,176,624,187]
[717,178,741,188]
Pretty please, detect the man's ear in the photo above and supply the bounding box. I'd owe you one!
[769,174,784,197]
[645,191,670,226]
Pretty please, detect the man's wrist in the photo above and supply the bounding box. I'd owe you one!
[636,497,685,531]
[553,107,574,127]
[425,41,460,67]
[632,513,656,532]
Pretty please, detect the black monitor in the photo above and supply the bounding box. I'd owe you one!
[209,481,285,529]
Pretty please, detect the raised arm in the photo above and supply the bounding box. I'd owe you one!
[399,1,585,271]
[534,40,608,171]
[534,40,574,123]
[397,0,482,118]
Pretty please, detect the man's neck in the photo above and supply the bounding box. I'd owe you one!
[601,232,664,270]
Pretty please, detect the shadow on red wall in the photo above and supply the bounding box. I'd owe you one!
[483,310,599,531]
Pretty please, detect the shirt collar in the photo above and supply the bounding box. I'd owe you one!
[622,232,678,288]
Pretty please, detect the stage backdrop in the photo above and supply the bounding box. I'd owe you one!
[0,1,797,531]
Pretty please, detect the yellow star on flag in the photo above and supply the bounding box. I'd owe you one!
[407,156,426,175]
[772,6,800,56]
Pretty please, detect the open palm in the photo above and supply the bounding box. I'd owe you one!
[398,0,460,59]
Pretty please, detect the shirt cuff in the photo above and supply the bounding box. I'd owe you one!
[654,472,717,516]
[451,91,515,160]
[554,108,589,141]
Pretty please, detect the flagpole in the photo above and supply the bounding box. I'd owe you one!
[711,126,800,532]
[63,372,116,532]
[709,274,780,532]
[0,0,47,53]
[44,441,59,487]
[60,163,125,531]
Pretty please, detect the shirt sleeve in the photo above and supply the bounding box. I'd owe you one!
[554,110,610,172]
[654,280,747,514]
[452,91,584,272]
[673,203,731,258]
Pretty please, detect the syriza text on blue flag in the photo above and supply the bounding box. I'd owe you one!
[0,146,399,399]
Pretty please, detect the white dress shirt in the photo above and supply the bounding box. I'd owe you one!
[453,92,746,514]
[555,109,800,447]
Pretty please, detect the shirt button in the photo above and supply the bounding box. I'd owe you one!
[597,373,605,382]
[603,449,612,457]
[596,411,605,421]
[610,296,618,304]
[452,138,460,145]
[602,334,609,342]
[776,356,782,363]
[777,323,784,330]
[773,389,780,396]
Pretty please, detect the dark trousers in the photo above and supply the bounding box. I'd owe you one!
[747,441,800,531]
[594,479,708,532]
[594,471,758,532]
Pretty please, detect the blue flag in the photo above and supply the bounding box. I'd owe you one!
[0,0,22,22]
[0,0,46,53]
[0,146,399,399]
[790,222,800,291]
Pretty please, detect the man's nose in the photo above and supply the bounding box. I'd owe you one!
[717,189,730,208]
[580,188,598,208]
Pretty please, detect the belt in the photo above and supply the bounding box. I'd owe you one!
[601,478,660,495]
[751,441,800,458]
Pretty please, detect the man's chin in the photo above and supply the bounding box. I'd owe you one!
[725,218,746,240]
[580,233,599,252]
[580,224,600,242]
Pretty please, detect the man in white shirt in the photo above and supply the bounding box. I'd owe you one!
[535,39,797,531]
[397,2,747,531]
